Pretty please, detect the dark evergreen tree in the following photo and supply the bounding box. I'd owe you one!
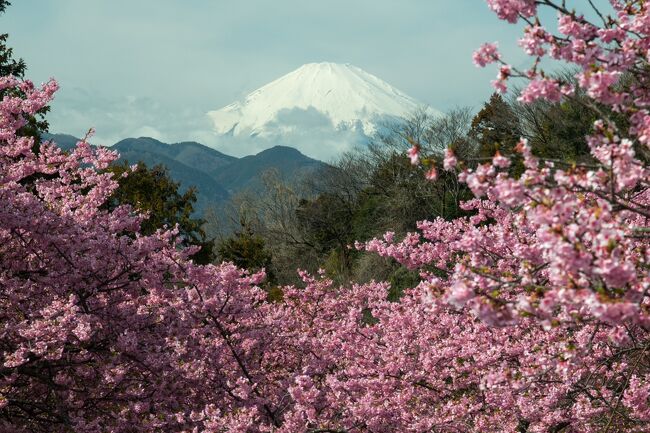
[469,93,520,159]
[106,162,215,264]
[295,193,356,277]
[216,222,275,282]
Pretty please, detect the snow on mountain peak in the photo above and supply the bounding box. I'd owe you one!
[208,62,439,138]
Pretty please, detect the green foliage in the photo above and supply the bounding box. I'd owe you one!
[0,32,23,77]
[216,223,275,283]
[106,162,214,264]
[288,149,473,287]
[470,93,520,159]
[205,82,619,298]
[296,194,353,254]
[468,86,611,176]
[0,2,23,78]
[469,93,523,175]
[512,70,631,164]
[532,100,594,161]
[296,193,356,279]
[467,93,527,177]
[351,194,382,242]
[387,267,421,301]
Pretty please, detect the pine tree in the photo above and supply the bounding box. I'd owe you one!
[217,221,275,281]
[469,93,520,159]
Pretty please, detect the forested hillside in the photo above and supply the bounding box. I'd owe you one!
[216,90,603,289]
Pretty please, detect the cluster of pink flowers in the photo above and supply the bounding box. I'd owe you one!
[518,77,564,103]
[472,42,501,67]
[393,0,650,430]
[485,0,536,23]
[3,0,650,431]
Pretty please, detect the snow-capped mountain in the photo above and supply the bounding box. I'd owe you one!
[208,62,438,140]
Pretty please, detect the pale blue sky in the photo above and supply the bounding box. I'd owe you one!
[2,1,529,154]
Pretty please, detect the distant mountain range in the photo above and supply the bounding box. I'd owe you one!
[40,62,433,214]
[206,62,439,160]
[42,133,326,214]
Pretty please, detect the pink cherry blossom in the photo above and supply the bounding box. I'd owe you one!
[443,147,458,171]
[518,78,563,103]
[407,144,420,165]
[485,0,536,23]
[473,42,501,67]
[425,166,438,181]
[3,0,650,431]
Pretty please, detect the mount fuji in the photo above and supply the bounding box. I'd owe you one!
[207,62,439,159]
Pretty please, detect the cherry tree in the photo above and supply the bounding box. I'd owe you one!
[3,0,650,432]
[0,76,296,432]
[378,0,650,430]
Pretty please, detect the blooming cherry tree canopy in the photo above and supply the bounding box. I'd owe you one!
[2,0,650,432]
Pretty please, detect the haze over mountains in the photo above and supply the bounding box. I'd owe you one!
[43,62,437,214]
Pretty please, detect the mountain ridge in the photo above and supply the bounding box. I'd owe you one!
[41,133,326,214]
[214,144,323,193]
